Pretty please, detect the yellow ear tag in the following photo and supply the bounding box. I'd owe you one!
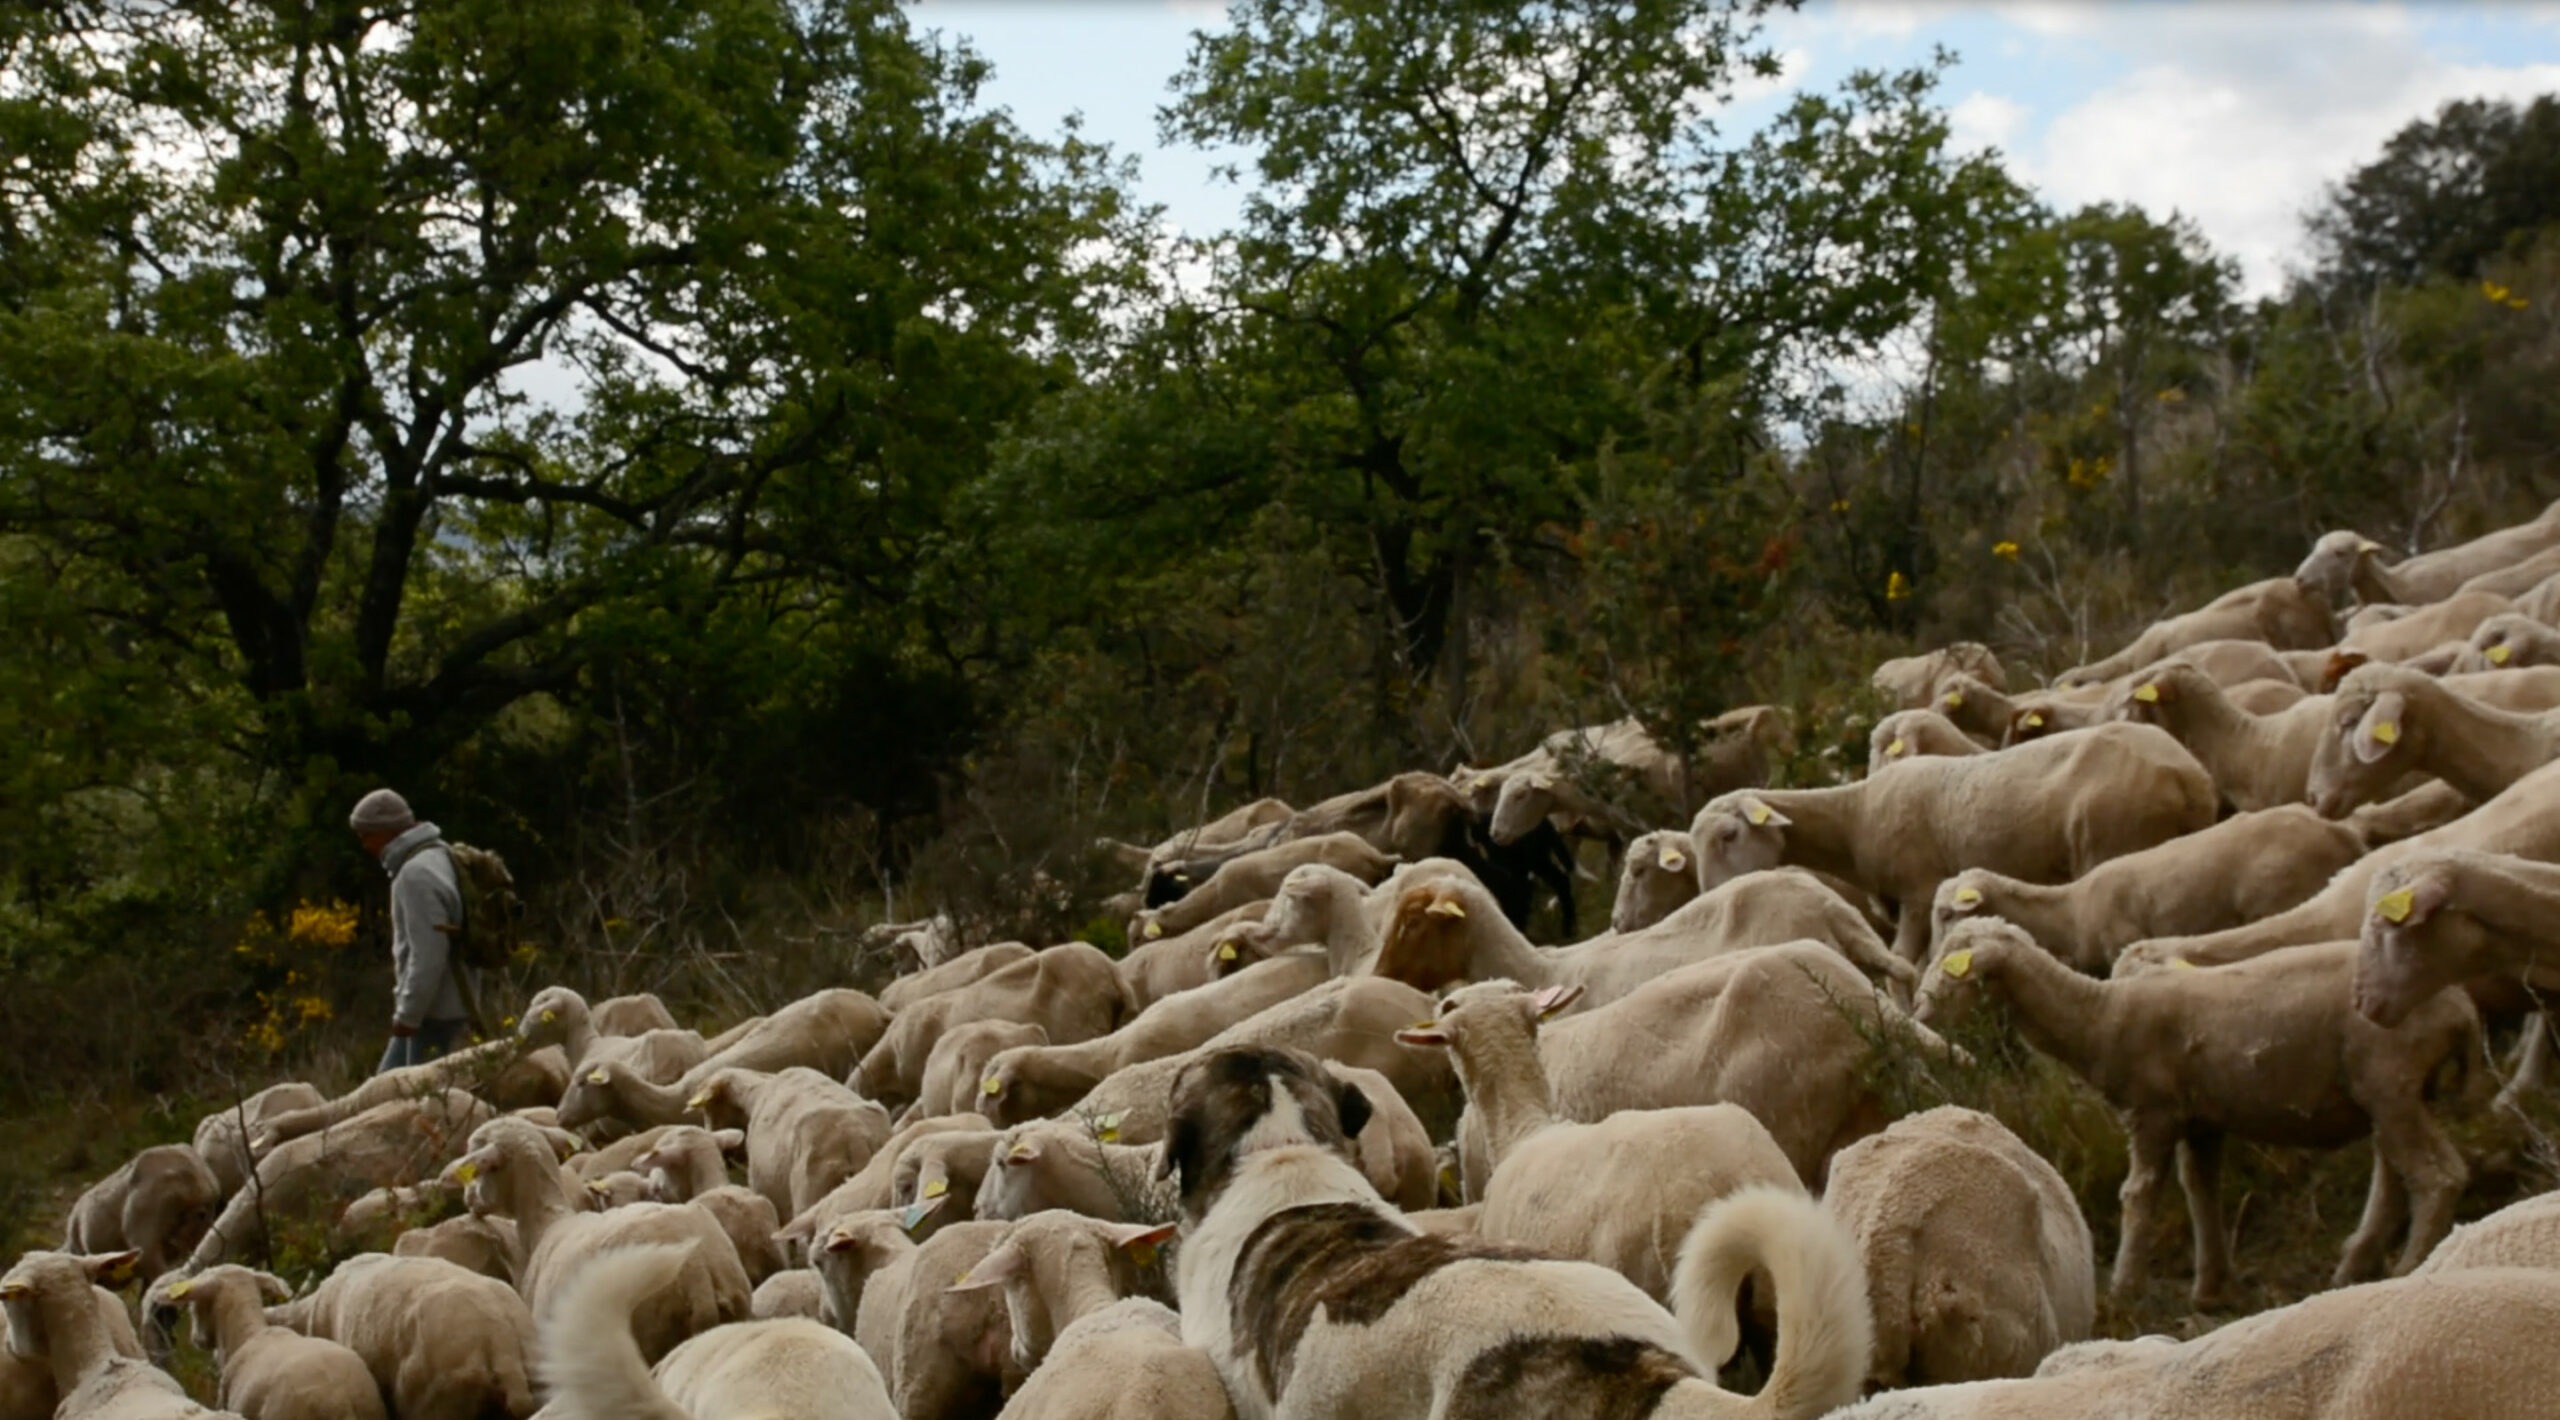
[2372,721,2400,746]
[1953,887,1982,909]
[1216,942,1238,960]
[1096,1112,1123,1144]
[982,1076,1004,1096]
[1660,849,1686,871]
[1008,1144,1036,1163]
[1939,949,1973,979]
[1886,738,1906,757]
[1129,1239,1160,1268]
[2023,712,2045,728]
[455,1162,478,1185]
[166,1280,193,1300]
[1942,691,1964,708]
[2133,683,2159,703]
[923,1178,948,1199]
[540,1010,557,1024]
[1143,920,1163,940]
[585,1068,609,1085]
[2170,958,2198,971]
[685,1091,713,1111]
[1471,774,1490,790]
[2376,887,2415,924]
[2490,643,2514,665]
[1744,802,1771,826]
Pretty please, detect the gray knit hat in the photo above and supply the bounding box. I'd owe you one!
[348,788,416,835]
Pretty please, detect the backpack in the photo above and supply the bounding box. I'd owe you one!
[433,841,523,971]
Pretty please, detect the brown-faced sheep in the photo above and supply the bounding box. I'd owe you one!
[1919,918,2479,1306]
[1692,723,2216,963]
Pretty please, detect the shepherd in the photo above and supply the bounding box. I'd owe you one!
[348,788,479,1073]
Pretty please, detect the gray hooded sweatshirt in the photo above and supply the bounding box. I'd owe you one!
[382,821,470,1027]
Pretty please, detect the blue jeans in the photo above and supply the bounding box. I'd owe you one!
[376,1017,468,1074]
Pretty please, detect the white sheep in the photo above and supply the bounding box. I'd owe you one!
[257,1252,535,1420]
[1128,831,1397,943]
[751,1267,825,1320]
[1874,642,2007,709]
[686,1066,893,1220]
[1,1251,232,1420]
[1919,918,2479,1307]
[190,1084,326,1201]
[2352,847,2560,1031]
[2054,576,2336,687]
[537,1242,894,1420]
[974,1119,1176,1224]
[1394,980,1806,1303]
[879,942,1037,1013]
[944,1210,1177,1378]
[777,1113,996,1257]
[61,1147,220,1283]
[1372,866,1912,1007]
[2298,510,2560,607]
[1,1259,148,1420]
[675,987,892,1092]
[1867,709,1989,773]
[1608,829,1702,934]
[888,1220,1020,1419]
[184,1090,495,1272]
[850,944,1130,1110]
[516,984,708,1081]
[1113,902,1270,1010]
[1690,723,2216,962]
[1929,803,2368,972]
[2102,657,2334,812]
[1819,1106,2095,1387]
[247,1038,562,1150]
[2470,611,2560,671]
[445,1116,752,1364]
[155,1267,384,1420]
[2413,1189,2560,1275]
[979,1298,1235,1420]
[915,1019,1052,1121]
[2306,661,2560,817]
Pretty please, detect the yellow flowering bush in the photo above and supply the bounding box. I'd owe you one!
[234,899,359,1056]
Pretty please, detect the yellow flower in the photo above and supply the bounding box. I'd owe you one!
[1886,571,1912,601]
[2484,280,2513,303]
[2156,387,2185,403]
[1992,541,2020,562]
[1830,499,1850,513]
[293,996,333,1024]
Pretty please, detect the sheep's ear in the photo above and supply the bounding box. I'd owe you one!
[254,1273,291,1304]
[1335,1080,1372,1141]
[1529,983,1585,1020]
[82,1251,142,1288]
[1948,884,1984,914]
[1740,798,1789,829]
[714,1129,746,1153]
[1394,1021,1449,1047]
[2374,870,2452,928]
[898,1192,947,1234]
[948,1242,1023,1292]
[1004,1139,1040,1164]
[780,1215,818,1247]
[1107,1221,1179,1266]
[2353,692,2407,764]
[818,1224,855,1254]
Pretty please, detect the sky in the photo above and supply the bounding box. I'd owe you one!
[906,1,2560,296]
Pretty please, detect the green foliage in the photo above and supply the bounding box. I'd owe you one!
[2312,94,2560,289]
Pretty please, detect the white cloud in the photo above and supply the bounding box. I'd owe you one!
[1947,91,2028,154]
[1997,6,2560,292]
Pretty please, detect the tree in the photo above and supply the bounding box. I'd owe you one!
[0,0,1138,910]
[2311,94,2560,289]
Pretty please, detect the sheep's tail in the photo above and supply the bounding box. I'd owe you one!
[1670,1186,1872,1420]
[536,1243,697,1420]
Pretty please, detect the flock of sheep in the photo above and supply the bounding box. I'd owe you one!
[18,501,2560,1418]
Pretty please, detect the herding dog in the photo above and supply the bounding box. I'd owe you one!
[1159,1044,1871,1420]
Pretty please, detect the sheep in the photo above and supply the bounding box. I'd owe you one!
[2118,753,2560,974]
[752,1268,826,1320]
[1610,829,1705,933]
[776,1114,994,1255]
[156,1267,384,1420]
[2338,590,2517,665]
[537,1241,894,1420]
[1393,979,1806,1303]
[1874,642,2007,708]
[676,987,892,1091]
[976,949,1335,1128]
[1,1251,229,1420]
[1230,859,1467,976]
[1095,796,1293,877]
[191,1084,326,1200]
[1271,769,1478,867]
[1127,831,1397,943]
[61,1147,220,1283]
[974,1119,1175,1224]
[629,1124,744,1201]
[686,1067,893,1221]
[247,1038,560,1150]
[1,1263,147,1420]
[1320,1062,1441,1212]
[888,1219,1019,1420]
[975,1298,1234,1420]
[1692,723,2217,963]
[1824,1265,2560,1419]
[1918,918,2480,1306]
[254,1252,534,1420]
[1113,901,1269,1010]
[1374,866,1913,1007]
[1452,940,1950,1191]
[810,1209,925,1355]
[2344,779,2477,846]
[890,1129,1008,1237]
[2469,610,2560,671]
[183,1090,495,1272]
[1929,803,2369,971]
[1158,1044,1874,1420]
[2102,657,2334,811]
[850,944,1130,1110]
[392,1212,522,1285]
[1486,715,1710,846]
[516,984,708,1081]
[2225,677,2307,713]
[2054,576,2336,688]
[915,1020,1050,1121]
[880,943,1039,1013]
[588,991,681,1035]
[945,1210,1177,1380]
[1818,1106,2094,1387]
[2351,846,2560,1032]
[2297,509,2560,607]
[2413,1188,2560,1275]
[555,1060,703,1134]
[2306,661,2560,816]
[1868,710,1987,773]
[445,1116,752,1364]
